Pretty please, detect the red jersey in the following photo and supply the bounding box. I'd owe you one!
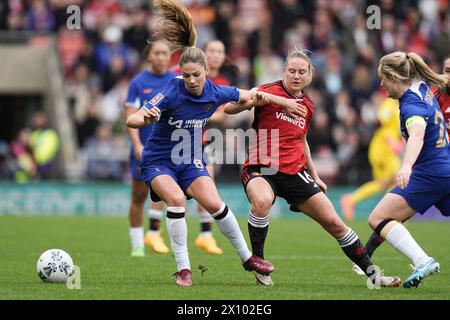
[209,74,230,86]
[432,87,450,136]
[244,80,314,175]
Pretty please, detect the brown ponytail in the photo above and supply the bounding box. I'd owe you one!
[153,0,207,67]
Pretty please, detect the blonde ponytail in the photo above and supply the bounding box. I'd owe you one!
[378,51,447,89]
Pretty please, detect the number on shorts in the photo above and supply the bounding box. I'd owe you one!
[298,171,319,188]
[434,110,448,148]
[193,159,204,169]
[298,171,314,183]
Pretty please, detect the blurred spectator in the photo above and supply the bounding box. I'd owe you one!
[335,128,363,184]
[6,12,26,31]
[83,0,124,33]
[66,61,100,122]
[84,123,124,180]
[185,0,216,49]
[29,111,60,179]
[349,63,378,111]
[10,128,36,183]
[123,4,150,55]
[282,23,300,53]
[308,108,335,155]
[379,13,396,54]
[270,0,304,53]
[0,141,15,180]
[248,5,272,64]
[403,7,429,56]
[94,24,136,76]
[101,51,128,92]
[322,42,344,96]
[77,101,101,147]
[99,76,129,125]
[309,9,339,52]
[58,29,89,76]
[253,47,284,86]
[211,0,235,49]
[25,0,55,32]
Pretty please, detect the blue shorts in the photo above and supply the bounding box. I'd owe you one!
[129,152,144,181]
[141,162,210,202]
[390,170,450,216]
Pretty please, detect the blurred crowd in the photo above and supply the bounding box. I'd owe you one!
[0,111,60,182]
[0,0,449,184]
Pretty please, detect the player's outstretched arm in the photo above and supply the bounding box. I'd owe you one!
[223,89,257,114]
[126,106,160,128]
[224,89,307,117]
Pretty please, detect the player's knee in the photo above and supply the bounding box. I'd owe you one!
[166,193,186,207]
[250,197,272,216]
[368,212,381,230]
[203,200,224,214]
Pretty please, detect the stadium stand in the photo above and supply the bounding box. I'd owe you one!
[0,0,449,185]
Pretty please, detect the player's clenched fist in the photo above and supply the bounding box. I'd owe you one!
[126,106,161,128]
[143,106,161,125]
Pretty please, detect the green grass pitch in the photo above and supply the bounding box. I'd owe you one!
[1,215,449,300]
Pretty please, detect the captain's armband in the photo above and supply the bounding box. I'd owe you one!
[405,116,427,129]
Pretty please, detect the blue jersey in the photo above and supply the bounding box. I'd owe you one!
[141,77,240,165]
[125,69,177,144]
[399,81,450,177]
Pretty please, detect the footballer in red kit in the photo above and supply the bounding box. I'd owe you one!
[225,47,401,288]
[244,80,314,175]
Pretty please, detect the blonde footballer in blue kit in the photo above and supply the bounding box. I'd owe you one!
[126,0,278,286]
[369,51,450,288]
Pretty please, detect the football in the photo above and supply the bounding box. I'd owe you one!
[36,249,74,283]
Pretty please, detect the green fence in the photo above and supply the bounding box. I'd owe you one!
[0,182,383,218]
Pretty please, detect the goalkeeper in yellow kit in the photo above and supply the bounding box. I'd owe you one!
[340,97,404,221]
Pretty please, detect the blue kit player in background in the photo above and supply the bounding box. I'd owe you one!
[368,51,450,288]
[125,0,293,286]
[124,41,176,257]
